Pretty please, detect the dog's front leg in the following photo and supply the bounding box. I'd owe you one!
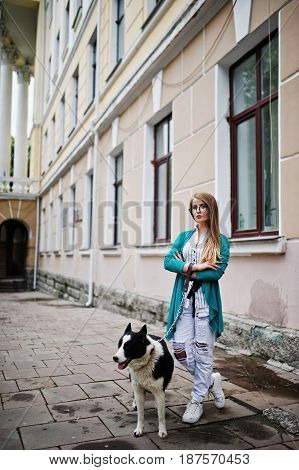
[133,384,145,437]
[155,391,167,439]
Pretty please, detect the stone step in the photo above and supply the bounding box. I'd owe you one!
[0,278,27,292]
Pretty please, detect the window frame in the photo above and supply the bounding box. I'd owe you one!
[230,31,279,239]
[152,114,172,243]
[113,152,123,246]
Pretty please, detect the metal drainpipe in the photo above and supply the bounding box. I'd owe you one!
[33,1,45,291]
[33,196,40,290]
[85,0,101,307]
[85,129,98,307]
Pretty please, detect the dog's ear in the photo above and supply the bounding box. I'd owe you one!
[139,325,147,337]
[125,323,132,334]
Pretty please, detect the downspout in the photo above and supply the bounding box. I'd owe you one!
[33,196,40,290]
[85,0,101,307]
[33,1,45,290]
[85,129,98,307]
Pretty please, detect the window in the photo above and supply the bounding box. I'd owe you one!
[40,208,46,252]
[83,173,93,249]
[68,186,76,250]
[47,56,52,98]
[49,0,53,26]
[230,33,278,237]
[73,0,83,28]
[50,115,55,164]
[71,67,79,131]
[42,131,48,174]
[64,1,70,52]
[153,114,173,242]
[56,195,62,252]
[88,31,97,105]
[113,153,123,246]
[116,0,124,63]
[148,0,161,15]
[55,31,60,78]
[59,95,65,150]
[47,203,53,252]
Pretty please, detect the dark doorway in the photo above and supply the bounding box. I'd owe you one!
[0,220,28,279]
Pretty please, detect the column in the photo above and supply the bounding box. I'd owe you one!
[14,66,30,182]
[0,49,13,179]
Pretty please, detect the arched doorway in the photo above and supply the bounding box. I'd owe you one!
[0,220,28,279]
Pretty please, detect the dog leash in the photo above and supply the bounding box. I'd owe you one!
[158,263,195,343]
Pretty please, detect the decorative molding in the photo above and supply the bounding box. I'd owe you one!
[15,64,33,83]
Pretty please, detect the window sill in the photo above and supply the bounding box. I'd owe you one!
[229,236,286,256]
[142,0,165,31]
[106,59,122,83]
[65,251,74,257]
[54,251,61,257]
[101,246,122,257]
[84,100,95,116]
[79,249,91,257]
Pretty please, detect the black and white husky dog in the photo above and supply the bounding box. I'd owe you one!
[113,323,174,439]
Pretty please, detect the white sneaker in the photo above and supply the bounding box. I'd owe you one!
[209,372,225,409]
[182,399,203,423]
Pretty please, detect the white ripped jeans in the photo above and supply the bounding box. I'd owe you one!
[172,297,215,403]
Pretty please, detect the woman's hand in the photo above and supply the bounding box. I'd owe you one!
[173,251,221,274]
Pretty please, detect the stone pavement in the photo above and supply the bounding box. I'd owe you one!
[0,291,298,450]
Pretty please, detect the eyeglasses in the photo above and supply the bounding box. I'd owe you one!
[191,204,208,213]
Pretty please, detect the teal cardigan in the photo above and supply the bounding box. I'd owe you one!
[164,229,230,341]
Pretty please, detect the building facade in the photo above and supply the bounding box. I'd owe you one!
[1,0,299,364]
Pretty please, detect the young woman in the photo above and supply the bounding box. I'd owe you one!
[164,192,230,424]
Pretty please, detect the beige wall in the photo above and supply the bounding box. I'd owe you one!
[32,0,299,333]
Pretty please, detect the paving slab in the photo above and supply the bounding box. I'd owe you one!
[0,405,53,429]
[80,381,125,398]
[280,403,299,417]
[61,435,159,450]
[48,396,127,421]
[100,407,190,438]
[223,415,288,448]
[2,390,45,409]
[52,374,93,386]
[0,380,18,393]
[148,423,253,450]
[3,369,39,380]
[20,417,112,450]
[14,360,47,369]
[36,367,73,377]
[41,385,89,404]
[17,377,56,391]
[169,399,256,425]
[116,389,189,411]
[232,390,299,410]
[0,428,23,449]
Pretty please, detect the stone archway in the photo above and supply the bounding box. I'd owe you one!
[0,219,28,279]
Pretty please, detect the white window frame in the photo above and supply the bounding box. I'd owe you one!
[82,172,93,250]
[47,203,53,252]
[40,207,46,252]
[59,95,65,151]
[55,194,63,252]
[87,29,97,107]
[68,185,75,251]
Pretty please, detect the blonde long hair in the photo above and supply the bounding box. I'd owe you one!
[189,192,221,262]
